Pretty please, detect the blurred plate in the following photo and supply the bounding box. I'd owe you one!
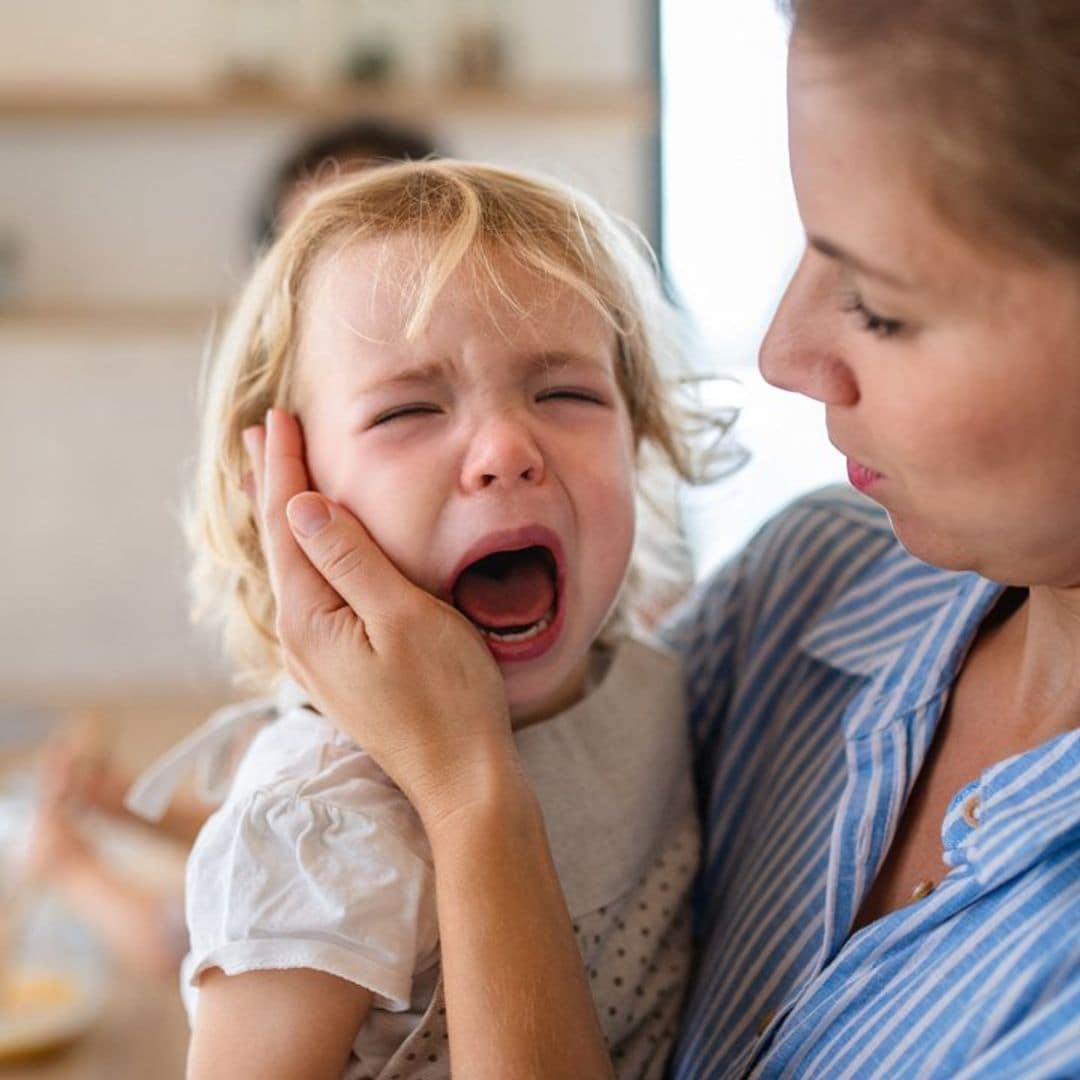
[0,895,109,1060]
[0,971,102,1059]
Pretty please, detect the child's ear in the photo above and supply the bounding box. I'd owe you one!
[241,425,266,508]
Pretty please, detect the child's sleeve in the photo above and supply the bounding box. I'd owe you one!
[183,783,437,1013]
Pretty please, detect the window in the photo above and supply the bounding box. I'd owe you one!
[660,0,845,575]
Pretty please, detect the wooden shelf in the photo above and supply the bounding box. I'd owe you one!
[0,82,657,128]
[0,302,219,337]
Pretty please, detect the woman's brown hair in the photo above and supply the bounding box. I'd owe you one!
[781,0,1080,263]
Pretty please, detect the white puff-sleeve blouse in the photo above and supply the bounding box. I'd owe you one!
[154,694,439,1022]
[127,637,696,1080]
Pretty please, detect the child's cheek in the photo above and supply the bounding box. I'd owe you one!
[336,462,444,595]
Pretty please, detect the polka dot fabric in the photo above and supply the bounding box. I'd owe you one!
[362,808,699,1080]
[352,637,699,1079]
[368,988,451,1080]
[575,809,698,1078]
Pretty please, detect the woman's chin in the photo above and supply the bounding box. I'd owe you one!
[888,510,1001,577]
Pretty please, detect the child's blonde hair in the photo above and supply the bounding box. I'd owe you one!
[189,159,706,687]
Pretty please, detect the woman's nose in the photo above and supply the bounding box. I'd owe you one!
[460,413,545,493]
[759,251,859,407]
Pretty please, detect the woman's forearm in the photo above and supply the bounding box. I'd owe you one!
[247,414,611,1074]
[427,765,614,1080]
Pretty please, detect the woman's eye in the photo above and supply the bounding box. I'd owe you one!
[536,388,605,405]
[371,404,442,426]
[841,292,905,339]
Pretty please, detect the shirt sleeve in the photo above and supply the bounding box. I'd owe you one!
[659,541,752,790]
[184,785,437,1012]
[658,488,860,789]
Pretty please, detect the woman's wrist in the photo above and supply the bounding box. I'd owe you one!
[420,749,615,1079]
[415,744,537,845]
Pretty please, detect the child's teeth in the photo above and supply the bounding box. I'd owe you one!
[482,610,553,643]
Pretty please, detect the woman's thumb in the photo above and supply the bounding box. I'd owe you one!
[285,492,402,618]
[286,491,332,539]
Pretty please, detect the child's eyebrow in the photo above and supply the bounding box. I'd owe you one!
[360,350,612,392]
[366,359,449,389]
[519,350,613,378]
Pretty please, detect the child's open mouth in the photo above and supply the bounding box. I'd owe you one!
[451,544,563,659]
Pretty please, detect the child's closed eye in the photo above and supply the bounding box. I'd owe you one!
[535,388,606,405]
[371,403,444,426]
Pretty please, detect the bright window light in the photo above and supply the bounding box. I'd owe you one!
[661,0,847,575]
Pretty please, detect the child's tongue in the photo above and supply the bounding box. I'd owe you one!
[453,548,555,629]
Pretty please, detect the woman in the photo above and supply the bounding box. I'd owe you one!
[245,0,1080,1075]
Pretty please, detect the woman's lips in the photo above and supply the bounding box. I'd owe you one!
[847,458,884,493]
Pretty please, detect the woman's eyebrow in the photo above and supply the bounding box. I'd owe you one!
[808,234,916,291]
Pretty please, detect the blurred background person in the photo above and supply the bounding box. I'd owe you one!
[252,118,440,248]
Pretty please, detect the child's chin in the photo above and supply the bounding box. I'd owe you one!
[504,663,587,729]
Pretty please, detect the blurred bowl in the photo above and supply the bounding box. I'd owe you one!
[0,775,110,1060]
[0,894,109,1060]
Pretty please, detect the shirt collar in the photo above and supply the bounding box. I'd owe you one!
[799,540,1007,739]
[799,543,992,678]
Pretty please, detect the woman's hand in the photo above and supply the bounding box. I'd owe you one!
[245,410,613,1078]
[245,409,516,829]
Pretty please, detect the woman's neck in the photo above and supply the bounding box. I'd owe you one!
[986,583,1080,747]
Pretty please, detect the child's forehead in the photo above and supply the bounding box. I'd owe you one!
[292,234,618,405]
[306,233,604,331]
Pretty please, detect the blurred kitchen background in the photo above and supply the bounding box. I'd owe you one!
[0,2,843,1071]
[0,0,845,708]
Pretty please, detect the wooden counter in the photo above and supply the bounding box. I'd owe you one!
[1,969,189,1080]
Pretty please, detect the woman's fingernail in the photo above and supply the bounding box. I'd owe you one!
[287,493,330,537]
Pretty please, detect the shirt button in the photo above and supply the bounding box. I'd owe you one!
[962,794,981,828]
[908,879,935,903]
[756,1009,777,1036]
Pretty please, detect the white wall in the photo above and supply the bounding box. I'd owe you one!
[0,0,655,312]
[0,1,655,696]
[0,121,651,313]
[0,329,223,692]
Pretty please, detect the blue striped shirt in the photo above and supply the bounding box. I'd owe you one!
[663,486,1080,1079]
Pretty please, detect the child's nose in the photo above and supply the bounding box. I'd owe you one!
[460,413,545,493]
